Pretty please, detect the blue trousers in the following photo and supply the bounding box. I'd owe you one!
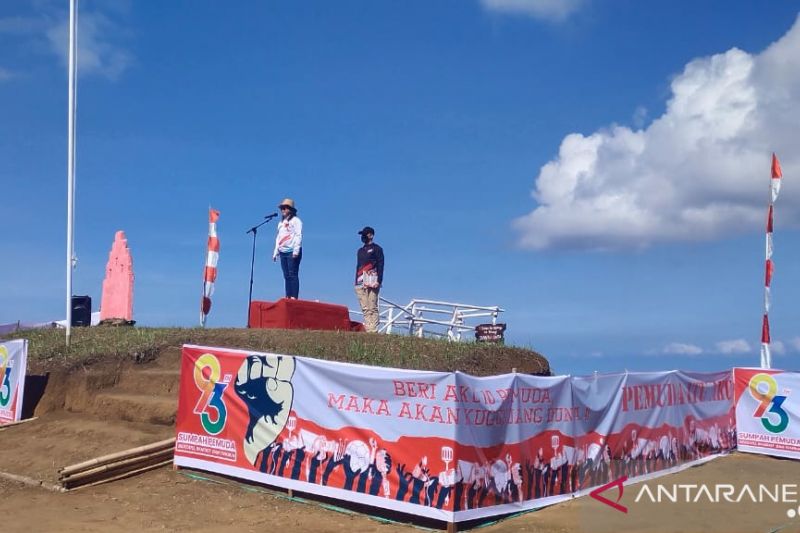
[279,250,302,298]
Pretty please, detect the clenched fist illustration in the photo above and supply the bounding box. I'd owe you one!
[235,354,296,465]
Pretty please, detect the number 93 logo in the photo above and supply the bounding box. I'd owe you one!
[748,373,789,434]
[0,346,11,408]
[193,353,228,435]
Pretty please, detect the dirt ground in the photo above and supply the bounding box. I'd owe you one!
[2,421,800,533]
[0,412,173,482]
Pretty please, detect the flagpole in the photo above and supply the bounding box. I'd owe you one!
[202,208,221,327]
[66,0,78,347]
[760,153,783,369]
[201,207,208,327]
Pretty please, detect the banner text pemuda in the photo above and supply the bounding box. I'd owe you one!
[174,345,735,522]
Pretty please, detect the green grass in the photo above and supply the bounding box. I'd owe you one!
[4,327,550,376]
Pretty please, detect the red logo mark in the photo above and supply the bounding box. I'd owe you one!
[590,475,628,513]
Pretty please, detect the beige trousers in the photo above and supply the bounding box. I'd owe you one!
[355,285,380,332]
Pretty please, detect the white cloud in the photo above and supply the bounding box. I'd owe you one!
[632,106,648,129]
[0,2,133,81]
[480,0,585,21]
[46,10,133,80]
[663,342,703,356]
[771,340,786,355]
[514,15,800,250]
[714,339,751,354]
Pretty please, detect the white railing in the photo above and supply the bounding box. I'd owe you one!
[350,297,505,341]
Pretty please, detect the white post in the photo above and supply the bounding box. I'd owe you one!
[448,307,457,341]
[65,0,78,346]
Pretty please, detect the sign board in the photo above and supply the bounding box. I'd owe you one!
[0,339,28,425]
[734,367,800,460]
[475,323,506,343]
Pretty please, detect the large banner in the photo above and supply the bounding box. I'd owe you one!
[734,367,800,460]
[571,370,736,497]
[0,339,28,425]
[174,345,735,523]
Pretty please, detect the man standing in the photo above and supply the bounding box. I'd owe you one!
[355,226,384,333]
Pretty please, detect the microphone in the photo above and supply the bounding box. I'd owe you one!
[265,212,278,219]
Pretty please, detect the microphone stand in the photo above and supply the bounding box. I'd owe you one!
[246,214,278,327]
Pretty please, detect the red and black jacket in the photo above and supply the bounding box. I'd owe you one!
[355,243,384,286]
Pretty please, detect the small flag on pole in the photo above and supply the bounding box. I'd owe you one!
[201,208,220,327]
[760,154,782,368]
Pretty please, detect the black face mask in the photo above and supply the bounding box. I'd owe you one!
[361,234,369,244]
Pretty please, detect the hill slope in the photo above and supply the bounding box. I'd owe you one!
[7,327,550,376]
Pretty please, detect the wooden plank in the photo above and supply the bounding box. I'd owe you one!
[60,448,173,483]
[59,438,175,476]
[0,417,38,430]
[65,459,172,491]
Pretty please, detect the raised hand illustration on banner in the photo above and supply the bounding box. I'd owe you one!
[342,439,371,490]
[234,354,296,464]
[305,434,328,483]
[369,445,393,497]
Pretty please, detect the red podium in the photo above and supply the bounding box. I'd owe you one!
[248,299,364,331]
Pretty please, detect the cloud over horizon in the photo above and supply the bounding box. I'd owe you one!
[714,339,751,354]
[663,342,703,356]
[656,337,800,357]
[514,15,800,250]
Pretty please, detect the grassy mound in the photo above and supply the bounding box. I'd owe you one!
[6,327,550,376]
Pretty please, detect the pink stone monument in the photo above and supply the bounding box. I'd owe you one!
[100,231,134,323]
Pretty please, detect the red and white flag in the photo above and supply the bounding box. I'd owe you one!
[761,154,782,368]
[201,208,220,327]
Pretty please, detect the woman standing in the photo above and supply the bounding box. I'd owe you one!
[273,198,303,299]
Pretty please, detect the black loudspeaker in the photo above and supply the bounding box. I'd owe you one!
[71,295,92,327]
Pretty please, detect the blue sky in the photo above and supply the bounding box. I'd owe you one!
[2,0,800,375]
